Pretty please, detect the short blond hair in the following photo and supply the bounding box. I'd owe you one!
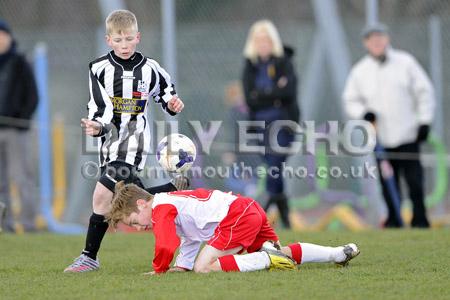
[106,9,138,35]
[105,181,153,228]
[243,19,284,63]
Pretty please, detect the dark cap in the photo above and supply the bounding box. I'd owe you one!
[0,20,12,34]
[361,23,388,39]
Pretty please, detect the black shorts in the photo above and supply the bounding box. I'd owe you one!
[99,161,144,193]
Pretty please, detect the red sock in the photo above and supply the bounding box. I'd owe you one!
[288,243,302,264]
[218,255,240,272]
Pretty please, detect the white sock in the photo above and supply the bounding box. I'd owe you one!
[233,252,271,272]
[300,243,345,263]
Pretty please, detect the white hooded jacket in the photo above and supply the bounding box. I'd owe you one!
[342,48,435,148]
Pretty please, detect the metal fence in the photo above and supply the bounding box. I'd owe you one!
[1,0,449,228]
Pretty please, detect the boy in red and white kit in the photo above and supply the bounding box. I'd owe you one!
[107,182,360,274]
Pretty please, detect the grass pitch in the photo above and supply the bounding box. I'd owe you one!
[1,229,449,300]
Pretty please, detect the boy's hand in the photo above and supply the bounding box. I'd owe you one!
[142,267,187,275]
[81,118,102,136]
[168,96,184,113]
[143,271,157,276]
[167,266,189,273]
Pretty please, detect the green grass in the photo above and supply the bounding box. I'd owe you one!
[1,229,449,300]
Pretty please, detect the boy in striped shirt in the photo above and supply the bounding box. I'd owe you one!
[64,9,187,273]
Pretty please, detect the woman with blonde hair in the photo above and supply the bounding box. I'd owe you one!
[242,20,299,229]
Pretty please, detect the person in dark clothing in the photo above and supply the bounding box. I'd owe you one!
[242,20,299,228]
[0,19,39,232]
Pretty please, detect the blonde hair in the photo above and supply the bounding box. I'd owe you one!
[105,9,138,35]
[105,181,153,228]
[243,19,284,62]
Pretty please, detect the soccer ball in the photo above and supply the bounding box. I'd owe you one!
[156,134,196,173]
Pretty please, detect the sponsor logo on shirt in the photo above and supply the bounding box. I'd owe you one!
[132,91,149,99]
[110,96,147,114]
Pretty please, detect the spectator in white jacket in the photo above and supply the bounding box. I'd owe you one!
[343,23,435,228]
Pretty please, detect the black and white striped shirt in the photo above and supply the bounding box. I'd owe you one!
[88,51,177,170]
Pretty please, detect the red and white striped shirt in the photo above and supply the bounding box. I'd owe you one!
[151,189,238,273]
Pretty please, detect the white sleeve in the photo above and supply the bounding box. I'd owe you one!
[408,56,435,124]
[342,68,367,120]
[174,237,202,270]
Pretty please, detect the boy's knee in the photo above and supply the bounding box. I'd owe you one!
[92,185,113,213]
[193,262,212,274]
[93,191,110,203]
